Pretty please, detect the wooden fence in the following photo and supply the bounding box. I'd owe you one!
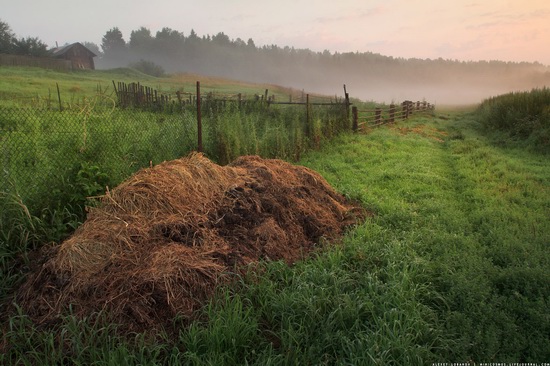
[112,80,434,150]
[110,80,352,153]
[0,53,72,71]
[352,100,434,132]
[112,80,349,111]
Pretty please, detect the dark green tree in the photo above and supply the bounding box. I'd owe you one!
[0,19,16,53]
[155,27,184,48]
[129,26,153,53]
[101,27,126,54]
[12,36,49,57]
[212,32,230,46]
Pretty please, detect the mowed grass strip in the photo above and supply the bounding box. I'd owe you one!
[2,110,549,365]
[299,112,549,363]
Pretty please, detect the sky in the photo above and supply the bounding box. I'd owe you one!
[3,0,550,65]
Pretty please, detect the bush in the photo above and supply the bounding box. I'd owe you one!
[477,87,550,153]
[128,59,165,77]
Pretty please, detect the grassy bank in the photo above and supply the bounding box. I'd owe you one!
[2,108,548,364]
[477,87,550,153]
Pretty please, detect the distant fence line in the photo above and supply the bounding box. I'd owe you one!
[352,100,434,131]
[0,53,72,72]
[111,80,435,152]
[112,80,352,152]
[112,80,346,111]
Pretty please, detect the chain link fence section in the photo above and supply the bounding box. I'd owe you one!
[1,96,350,216]
[1,107,197,213]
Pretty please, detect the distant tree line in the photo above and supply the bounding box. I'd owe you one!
[94,25,550,102]
[0,19,50,57]
[2,18,550,103]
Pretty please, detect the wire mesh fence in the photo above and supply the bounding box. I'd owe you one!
[1,100,349,216]
[1,107,197,213]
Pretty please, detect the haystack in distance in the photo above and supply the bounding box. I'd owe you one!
[17,153,365,330]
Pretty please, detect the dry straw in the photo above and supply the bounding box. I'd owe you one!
[17,153,365,330]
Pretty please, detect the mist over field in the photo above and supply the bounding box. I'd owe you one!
[95,31,550,105]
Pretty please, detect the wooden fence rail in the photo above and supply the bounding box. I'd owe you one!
[352,100,434,132]
[112,80,347,111]
[111,80,433,150]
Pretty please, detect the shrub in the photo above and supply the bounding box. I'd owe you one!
[128,59,165,77]
[477,87,550,152]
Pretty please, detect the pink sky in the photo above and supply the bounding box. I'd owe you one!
[3,0,550,65]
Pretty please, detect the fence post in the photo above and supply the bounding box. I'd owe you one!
[306,94,310,136]
[402,102,408,120]
[196,81,203,153]
[389,104,395,123]
[375,108,381,124]
[352,106,358,132]
[344,84,350,121]
[56,83,62,111]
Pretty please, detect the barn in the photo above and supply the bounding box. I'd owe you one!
[52,42,96,70]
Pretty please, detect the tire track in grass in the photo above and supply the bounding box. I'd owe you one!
[304,113,549,362]
[426,113,550,362]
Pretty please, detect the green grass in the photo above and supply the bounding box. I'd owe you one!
[0,66,333,108]
[2,108,548,364]
[300,113,549,362]
[477,87,550,153]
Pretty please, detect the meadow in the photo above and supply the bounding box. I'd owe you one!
[0,66,328,108]
[0,70,548,364]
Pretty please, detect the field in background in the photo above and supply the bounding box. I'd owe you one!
[0,67,334,108]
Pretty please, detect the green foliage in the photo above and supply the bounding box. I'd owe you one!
[477,87,550,153]
[129,59,166,77]
[0,308,173,366]
[0,19,49,57]
[101,27,126,54]
[12,37,50,57]
[202,100,347,164]
[0,19,16,54]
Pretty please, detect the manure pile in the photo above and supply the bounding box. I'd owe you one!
[17,153,365,330]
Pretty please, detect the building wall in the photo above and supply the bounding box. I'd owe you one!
[57,44,95,70]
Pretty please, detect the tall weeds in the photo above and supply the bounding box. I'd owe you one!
[477,87,550,152]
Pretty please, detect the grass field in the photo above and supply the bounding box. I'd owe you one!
[1,102,548,364]
[0,67,331,108]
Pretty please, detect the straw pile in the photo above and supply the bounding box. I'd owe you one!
[16,153,365,330]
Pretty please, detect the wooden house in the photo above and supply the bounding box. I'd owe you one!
[52,42,96,70]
